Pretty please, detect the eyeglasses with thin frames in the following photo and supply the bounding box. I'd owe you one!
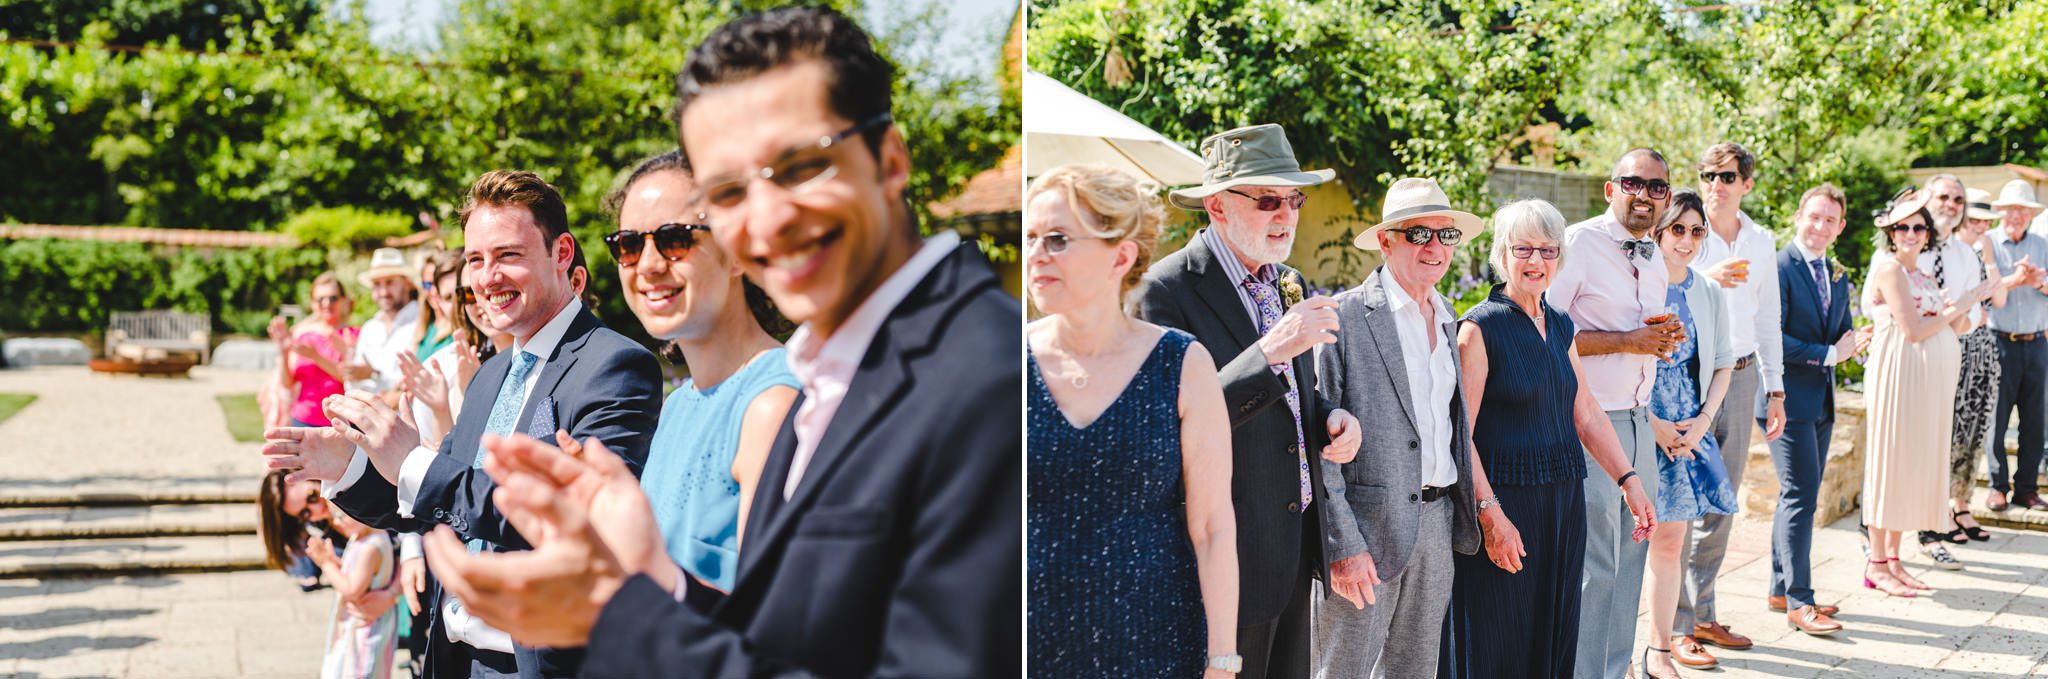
[692,114,894,214]
[1509,245,1561,260]
[1024,232,1098,255]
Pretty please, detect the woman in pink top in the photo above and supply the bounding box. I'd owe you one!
[268,272,359,427]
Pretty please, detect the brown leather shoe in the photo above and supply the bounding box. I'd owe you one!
[1693,621,1754,650]
[1669,635,1718,669]
[2021,492,2048,511]
[1788,605,1843,636]
[1767,595,1840,616]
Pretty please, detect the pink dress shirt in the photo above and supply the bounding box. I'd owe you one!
[1546,212,1666,411]
[782,231,962,499]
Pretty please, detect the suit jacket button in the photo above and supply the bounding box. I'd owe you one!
[1408,440,1419,449]
[1287,501,1301,513]
[1410,493,1421,502]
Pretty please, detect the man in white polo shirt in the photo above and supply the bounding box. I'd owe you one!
[350,247,421,396]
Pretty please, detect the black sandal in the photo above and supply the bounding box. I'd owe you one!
[1954,509,1991,541]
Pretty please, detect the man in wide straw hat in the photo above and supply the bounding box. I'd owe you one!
[1135,123,1362,679]
[1310,177,1483,677]
[1987,179,2048,512]
[350,246,421,395]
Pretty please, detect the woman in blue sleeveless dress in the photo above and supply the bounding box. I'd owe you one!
[1444,199,1657,679]
[604,151,800,592]
[1025,165,1239,678]
[1642,189,1738,678]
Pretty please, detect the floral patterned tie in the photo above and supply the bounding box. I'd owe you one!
[1243,277,1312,510]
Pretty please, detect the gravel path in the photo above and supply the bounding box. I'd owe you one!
[0,366,270,501]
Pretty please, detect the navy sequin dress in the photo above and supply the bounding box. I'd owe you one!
[1028,328,1205,677]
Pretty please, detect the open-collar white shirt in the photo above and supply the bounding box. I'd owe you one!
[1380,271,1459,489]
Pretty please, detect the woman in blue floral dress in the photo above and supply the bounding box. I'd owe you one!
[1640,189,1739,678]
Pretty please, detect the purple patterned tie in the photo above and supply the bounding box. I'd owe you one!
[1243,277,1313,510]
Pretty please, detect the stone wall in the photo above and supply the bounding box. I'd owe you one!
[1739,392,1866,525]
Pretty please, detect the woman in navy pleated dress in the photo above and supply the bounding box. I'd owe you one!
[1444,199,1658,679]
[1025,165,1239,678]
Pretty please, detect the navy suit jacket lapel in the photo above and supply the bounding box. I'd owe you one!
[447,348,515,463]
[513,308,595,437]
[1186,235,1262,350]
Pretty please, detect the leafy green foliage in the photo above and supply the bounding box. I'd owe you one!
[2,0,1016,336]
[0,239,329,335]
[281,206,411,250]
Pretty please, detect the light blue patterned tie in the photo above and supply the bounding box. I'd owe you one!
[468,350,538,553]
[1243,277,1312,510]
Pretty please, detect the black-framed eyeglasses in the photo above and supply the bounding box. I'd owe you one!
[1699,171,1742,185]
[692,114,893,212]
[1611,176,1672,200]
[1509,245,1561,260]
[1224,189,1308,212]
[1025,232,1098,255]
[1386,227,1463,246]
[603,223,712,267]
[1887,222,1931,234]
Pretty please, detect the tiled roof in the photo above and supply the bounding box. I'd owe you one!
[930,146,1022,219]
[0,224,297,248]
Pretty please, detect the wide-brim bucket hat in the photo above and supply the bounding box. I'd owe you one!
[1167,124,1335,210]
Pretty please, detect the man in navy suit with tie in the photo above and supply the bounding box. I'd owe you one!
[1767,184,1865,636]
[263,170,664,678]
[408,7,1020,678]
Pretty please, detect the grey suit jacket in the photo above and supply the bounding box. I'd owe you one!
[1313,269,1481,578]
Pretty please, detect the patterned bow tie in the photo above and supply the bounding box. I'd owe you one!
[1621,239,1656,260]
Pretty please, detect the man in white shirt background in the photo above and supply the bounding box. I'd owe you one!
[349,247,422,397]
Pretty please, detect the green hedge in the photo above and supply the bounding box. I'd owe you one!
[0,239,331,336]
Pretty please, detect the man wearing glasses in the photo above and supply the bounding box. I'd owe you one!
[1546,148,1682,679]
[398,7,1022,677]
[1309,177,1482,677]
[1668,142,1784,665]
[1133,123,1363,679]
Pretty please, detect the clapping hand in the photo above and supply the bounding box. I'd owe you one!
[323,393,422,484]
[397,352,450,415]
[306,535,341,572]
[261,425,356,484]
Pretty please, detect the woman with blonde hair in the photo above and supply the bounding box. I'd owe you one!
[1025,164,1238,677]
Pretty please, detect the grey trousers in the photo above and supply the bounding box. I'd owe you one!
[1311,498,1453,679]
[1674,357,1758,633]
[1576,407,1658,679]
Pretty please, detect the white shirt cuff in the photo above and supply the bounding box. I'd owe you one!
[399,532,422,561]
[322,451,370,499]
[444,599,516,653]
[395,445,439,519]
[1824,346,1840,367]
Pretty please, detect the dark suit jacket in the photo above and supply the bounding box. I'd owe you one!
[1131,233,1333,627]
[1768,245,1852,423]
[578,244,1022,678]
[335,304,663,678]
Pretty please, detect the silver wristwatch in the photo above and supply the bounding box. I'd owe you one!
[1208,654,1244,673]
[1477,496,1497,512]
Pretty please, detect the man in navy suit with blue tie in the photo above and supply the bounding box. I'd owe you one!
[407,7,1020,678]
[1767,184,1865,636]
[263,170,664,678]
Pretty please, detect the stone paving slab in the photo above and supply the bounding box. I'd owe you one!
[0,534,266,579]
[0,366,269,503]
[0,504,256,541]
[0,570,332,678]
[1640,515,2048,677]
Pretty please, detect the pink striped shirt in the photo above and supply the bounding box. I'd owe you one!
[1545,213,1667,411]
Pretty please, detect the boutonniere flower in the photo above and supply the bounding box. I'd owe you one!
[1829,261,1846,283]
[1280,272,1305,307]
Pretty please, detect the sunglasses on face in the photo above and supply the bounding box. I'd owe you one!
[1699,171,1742,185]
[1611,176,1672,200]
[1225,189,1308,212]
[692,114,893,212]
[457,287,476,306]
[1935,194,1966,204]
[296,487,321,522]
[1509,245,1561,260]
[603,223,712,267]
[1888,222,1931,234]
[1025,232,1097,255]
[1386,227,1463,246]
[1665,225,1710,240]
